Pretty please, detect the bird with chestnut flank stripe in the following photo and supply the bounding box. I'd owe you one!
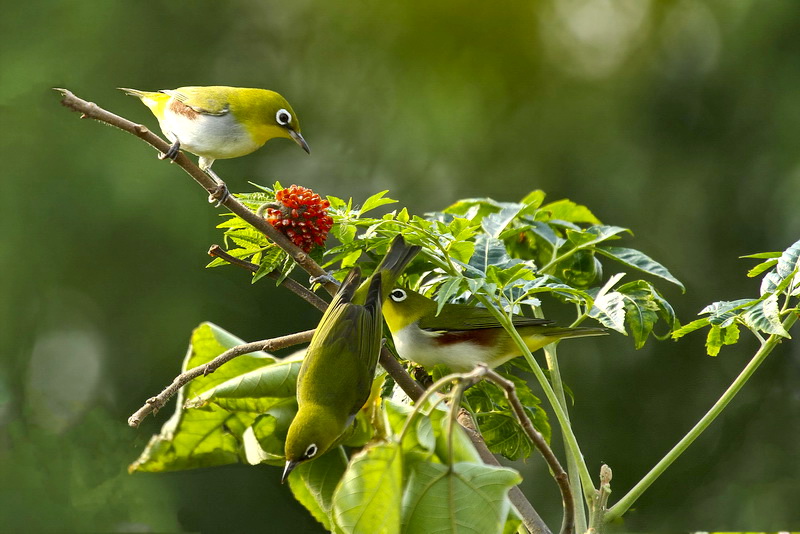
[382,287,607,372]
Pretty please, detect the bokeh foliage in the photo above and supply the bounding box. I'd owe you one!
[2,0,800,531]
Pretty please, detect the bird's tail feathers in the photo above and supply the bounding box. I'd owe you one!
[337,266,363,303]
[534,326,608,340]
[364,273,383,314]
[376,235,422,283]
[118,87,169,110]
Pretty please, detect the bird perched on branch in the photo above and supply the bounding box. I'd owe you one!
[282,236,420,481]
[120,86,309,203]
[282,267,383,482]
[382,287,607,372]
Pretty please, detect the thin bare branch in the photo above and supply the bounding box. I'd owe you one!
[208,244,329,311]
[127,329,314,427]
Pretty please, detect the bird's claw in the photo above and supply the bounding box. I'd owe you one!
[159,140,181,161]
[309,271,337,287]
[208,183,230,206]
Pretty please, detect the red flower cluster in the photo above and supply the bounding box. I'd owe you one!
[265,185,333,252]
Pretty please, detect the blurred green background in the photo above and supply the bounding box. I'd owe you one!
[2,0,799,531]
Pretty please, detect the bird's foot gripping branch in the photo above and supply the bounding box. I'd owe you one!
[61,88,799,534]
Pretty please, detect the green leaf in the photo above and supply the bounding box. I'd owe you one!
[589,291,627,334]
[242,402,298,466]
[288,447,349,530]
[129,323,275,473]
[742,295,791,338]
[464,377,549,460]
[740,251,783,259]
[671,318,708,340]
[706,325,723,357]
[776,239,800,293]
[540,199,601,224]
[723,323,740,345]
[596,246,685,291]
[520,190,547,209]
[401,462,521,534]
[360,190,397,214]
[700,299,754,327]
[746,259,778,278]
[469,235,518,275]
[332,442,402,534]
[252,246,287,283]
[565,225,629,249]
[481,203,525,238]
[185,352,304,413]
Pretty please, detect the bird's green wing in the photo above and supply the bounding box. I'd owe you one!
[298,269,382,416]
[162,86,232,116]
[418,302,554,331]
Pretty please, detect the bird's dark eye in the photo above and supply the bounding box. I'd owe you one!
[276,109,292,126]
[390,289,407,302]
[304,444,318,459]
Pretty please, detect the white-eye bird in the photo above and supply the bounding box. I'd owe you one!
[282,267,383,482]
[282,236,420,481]
[382,287,607,372]
[120,86,309,202]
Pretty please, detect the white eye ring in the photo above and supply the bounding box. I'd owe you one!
[305,444,318,458]
[390,289,407,302]
[276,109,292,126]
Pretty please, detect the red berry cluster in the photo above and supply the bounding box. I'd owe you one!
[265,185,333,252]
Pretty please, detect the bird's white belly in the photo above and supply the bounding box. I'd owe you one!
[393,325,489,373]
[160,106,260,160]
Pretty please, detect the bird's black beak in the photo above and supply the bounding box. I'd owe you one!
[281,460,299,484]
[289,129,311,154]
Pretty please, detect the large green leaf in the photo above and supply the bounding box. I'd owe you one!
[288,447,349,530]
[597,246,685,291]
[129,323,275,473]
[185,352,304,413]
[333,442,403,534]
[401,462,521,534]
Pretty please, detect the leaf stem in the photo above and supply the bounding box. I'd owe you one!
[604,312,797,521]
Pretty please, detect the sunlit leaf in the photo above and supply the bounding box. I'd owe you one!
[129,323,275,473]
[186,352,304,413]
[671,318,708,340]
[597,246,685,291]
[359,190,397,214]
[706,325,723,357]
[332,442,402,534]
[746,259,778,278]
[468,235,516,274]
[482,203,525,238]
[742,295,791,338]
[287,447,349,531]
[589,291,627,334]
[540,199,601,225]
[700,299,754,327]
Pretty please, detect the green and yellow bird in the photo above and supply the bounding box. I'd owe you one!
[120,86,309,201]
[282,236,421,481]
[382,287,607,372]
[283,267,383,482]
